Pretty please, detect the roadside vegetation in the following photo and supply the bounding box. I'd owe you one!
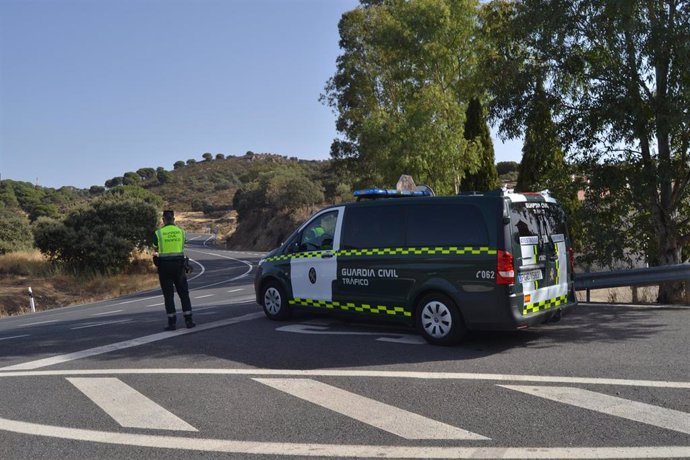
[0,250,158,317]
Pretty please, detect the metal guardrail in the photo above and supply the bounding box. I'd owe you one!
[574,264,690,291]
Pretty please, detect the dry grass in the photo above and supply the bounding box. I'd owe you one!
[0,250,159,317]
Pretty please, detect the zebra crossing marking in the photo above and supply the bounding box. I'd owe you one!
[68,377,197,431]
[500,385,690,435]
[254,378,488,440]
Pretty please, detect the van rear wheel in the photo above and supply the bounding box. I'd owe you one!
[416,293,465,345]
[261,281,291,320]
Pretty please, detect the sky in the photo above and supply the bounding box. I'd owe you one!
[0,0,521,190]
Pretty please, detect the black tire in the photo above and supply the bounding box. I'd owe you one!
[261,280,291,320]
[415,293,466,345]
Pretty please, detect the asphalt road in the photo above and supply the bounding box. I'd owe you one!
[0,235,688,459]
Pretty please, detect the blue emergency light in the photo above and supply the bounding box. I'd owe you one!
[353,188,434,200]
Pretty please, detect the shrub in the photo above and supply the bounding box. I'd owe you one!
[34,197,159,274]
[0,209,34,254]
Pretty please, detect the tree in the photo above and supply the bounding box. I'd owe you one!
[157,169,173,184]
[515,79,567,193]
[186,159,197,166]
[322,0,482,194]
[496,161,519,176]
[104,176,124,188]
[136,167,156,180]
[0,181,20,208]
[460,98,499,192]
[215,153,225,160]
[485,0,690,302]
[122,172,141,186]
[89,185,106,195]
[173,160,186,170]
[34,196,158,274]
[0,208,33,254]
[202,152,213,162]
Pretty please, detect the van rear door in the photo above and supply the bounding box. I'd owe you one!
[509,198,570,316]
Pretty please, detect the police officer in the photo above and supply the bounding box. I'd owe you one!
[153,210,195,330]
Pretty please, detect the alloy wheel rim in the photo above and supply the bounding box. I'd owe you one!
[264,287,281,315]
[421,301,452,338]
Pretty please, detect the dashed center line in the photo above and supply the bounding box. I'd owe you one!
[0,334,30,341]
[23,320,58,326]
[194,294,214,299]
[227,288,243,293]
[91,310,123,317]
[71,319,132,330]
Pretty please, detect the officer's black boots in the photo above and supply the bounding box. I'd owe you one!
[165,316,177,331]
[185,316,196,329]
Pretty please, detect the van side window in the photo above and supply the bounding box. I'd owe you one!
[342,206,405,249]
[406,204,489,247]
[299,211,338,252]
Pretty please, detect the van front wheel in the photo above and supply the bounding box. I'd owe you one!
[416,293,465,345]
[261,281,291,320]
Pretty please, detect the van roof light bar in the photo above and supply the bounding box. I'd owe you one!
[353,188,434,200]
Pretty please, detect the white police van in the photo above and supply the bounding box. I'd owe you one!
[255,187,577,345]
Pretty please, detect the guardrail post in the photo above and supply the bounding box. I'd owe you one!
[28,287,36,313]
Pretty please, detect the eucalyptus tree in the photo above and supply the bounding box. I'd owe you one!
[484,0,690,302]
[323,0,482,194]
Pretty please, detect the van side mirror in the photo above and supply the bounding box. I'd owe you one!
[288,241,301,254]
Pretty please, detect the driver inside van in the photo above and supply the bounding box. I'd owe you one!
[304,213,336,250]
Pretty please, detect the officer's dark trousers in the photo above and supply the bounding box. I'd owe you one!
[157,258,192,317]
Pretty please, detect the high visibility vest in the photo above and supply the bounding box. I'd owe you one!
[155,225,185,258]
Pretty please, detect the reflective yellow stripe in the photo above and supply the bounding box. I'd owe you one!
[264,246,496,262]
[522,294,568,315]
[289,298,412,318]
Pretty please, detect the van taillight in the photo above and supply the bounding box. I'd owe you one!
[497,250,515,285]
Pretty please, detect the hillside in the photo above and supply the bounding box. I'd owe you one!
[1,153,520,254]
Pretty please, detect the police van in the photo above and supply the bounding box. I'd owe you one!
[254,187,577,345]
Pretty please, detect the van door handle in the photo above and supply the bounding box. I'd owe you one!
[321,252,334,258]
[548,255,558,261]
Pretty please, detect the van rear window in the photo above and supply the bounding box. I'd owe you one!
[510,202,567,237]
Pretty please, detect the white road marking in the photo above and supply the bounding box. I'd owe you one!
[22,320,57,326]
[276,324,424,344]
[194,294,214,299]
[186,249,253,281]
[0,312,263,371]
[67,377,197,431]
[227,288,243,293]
[0,334,29,341]
[90,310,123,317]
[146,303,164,307]
[112,296,159,306]
[71,319,132,330]
[500,385,690,435]
[1,369,688,390]
[0,415,687,458]
[255,378,488,440]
